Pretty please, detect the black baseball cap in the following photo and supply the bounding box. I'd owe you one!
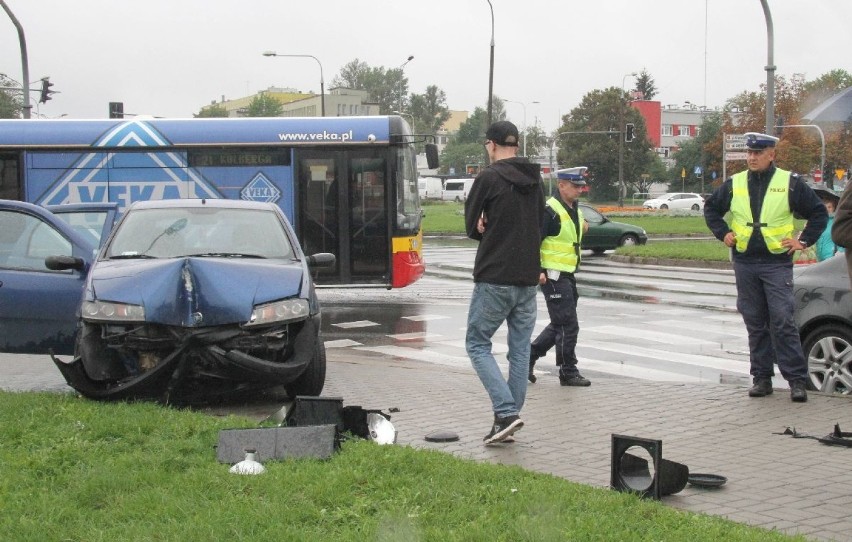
[485,120,520,147]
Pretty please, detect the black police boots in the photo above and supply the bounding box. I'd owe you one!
[790,380,808,402]
[748,378,773,397]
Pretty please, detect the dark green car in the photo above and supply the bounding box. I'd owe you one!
[580,203,648,255]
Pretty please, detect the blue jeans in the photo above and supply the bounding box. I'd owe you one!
[466,282,538,418]
[733,261,808,382]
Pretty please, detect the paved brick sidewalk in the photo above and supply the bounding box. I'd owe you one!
[324,351,852,542]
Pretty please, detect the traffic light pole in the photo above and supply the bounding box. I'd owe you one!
[1,0,32,118]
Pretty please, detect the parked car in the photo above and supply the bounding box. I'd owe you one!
[642,192,704,211]
[580,203,648,255]
[793,255,852,395]
[0,198,335,403]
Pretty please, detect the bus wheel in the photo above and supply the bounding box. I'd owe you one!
[285,339,327,397]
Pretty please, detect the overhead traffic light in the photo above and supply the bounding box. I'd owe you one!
[38,77,54,103]
[109,102,124,119]
[625,123,635,143]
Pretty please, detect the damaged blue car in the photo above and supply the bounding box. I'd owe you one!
[2,198,334,403]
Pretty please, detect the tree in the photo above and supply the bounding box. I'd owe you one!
[634,69,658,100]
[408,85,451,135]
[439,102,506,175]
[332,59,409,114]
[245,93,283,117]
[194,103,229,118]
[0,75,22,119]
[670,111,724,193]
[557,87,657,202]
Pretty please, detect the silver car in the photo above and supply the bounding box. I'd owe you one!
[793,255,852,395]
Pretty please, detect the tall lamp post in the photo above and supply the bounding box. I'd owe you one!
[618,72,638,208]
[760,0,775,135]
[486,0,495,127]
[262,51,325,117]
[1,0,31,118]
[397,55,414,114]
[504,99,537,157]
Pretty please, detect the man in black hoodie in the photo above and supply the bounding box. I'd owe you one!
[464,120,546,444]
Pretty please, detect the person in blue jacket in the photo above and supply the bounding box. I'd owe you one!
[814,187,844,261]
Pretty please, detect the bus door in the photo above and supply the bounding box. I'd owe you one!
[296,149,389,286]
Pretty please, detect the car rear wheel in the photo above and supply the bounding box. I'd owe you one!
[691,204,700,211]
[802,324,852,395]
[660,204,668,210]
[591,248,606,255]
[286,339,327,397]
[618,233,640,247]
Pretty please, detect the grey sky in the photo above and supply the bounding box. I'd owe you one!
[2,0,849,132]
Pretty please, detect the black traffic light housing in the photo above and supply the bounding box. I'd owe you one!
[109,102,124,119]
[39,78,54,103]
[625,123,635,143]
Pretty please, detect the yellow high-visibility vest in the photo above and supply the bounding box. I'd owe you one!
[540,197,584,273]
[729,169,794,254]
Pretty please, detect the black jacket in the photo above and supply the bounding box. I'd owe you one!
[704,164,828,263]
[464,157,545,286]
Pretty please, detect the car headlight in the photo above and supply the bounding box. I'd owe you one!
[246,298,310,327]
[82,300,145,322]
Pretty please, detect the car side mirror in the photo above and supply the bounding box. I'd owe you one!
[45,255,86,272]
[425,143,439,170]
[307,253,336,269]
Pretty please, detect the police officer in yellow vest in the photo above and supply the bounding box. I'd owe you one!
[704,132,827,402]
[529,168,591,387]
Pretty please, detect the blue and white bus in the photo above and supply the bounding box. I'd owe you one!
[0,115,434,288]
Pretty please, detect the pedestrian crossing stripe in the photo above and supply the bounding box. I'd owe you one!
[332,320,380,329]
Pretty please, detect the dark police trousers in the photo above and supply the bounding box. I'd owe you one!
[733,261,808,381]
[530,272,580,378]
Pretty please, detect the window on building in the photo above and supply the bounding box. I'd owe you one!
[678,125,691,136]
[661,125,673,136]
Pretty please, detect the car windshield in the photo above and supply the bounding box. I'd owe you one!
[105,207,295,259]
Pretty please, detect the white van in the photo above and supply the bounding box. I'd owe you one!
[441,179,474,202]
[419,176,443,200]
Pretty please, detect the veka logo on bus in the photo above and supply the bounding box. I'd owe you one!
[38,120,221,209]
[240,173,281,203]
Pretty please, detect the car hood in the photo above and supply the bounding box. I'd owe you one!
[87,257,306,326]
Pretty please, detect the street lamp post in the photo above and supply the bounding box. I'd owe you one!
[397,55,414,114]
[504,99,536,157]
[618,72,638,208]
[1,0,31,118]
[262,51,325,117]
[486,0,495,127]
[760,0,776,135]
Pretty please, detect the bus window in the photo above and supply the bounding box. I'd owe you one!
[0,153,21,200]
[396,145,421,234]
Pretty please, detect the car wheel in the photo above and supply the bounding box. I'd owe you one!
[691,204,700,211]
[592,248,606,255]
[660,204,668,210]
[802,324,852,395]
[285,339,327,397]
[618,233,640,247]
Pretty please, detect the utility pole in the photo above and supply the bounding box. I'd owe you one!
[1,0,31,118]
